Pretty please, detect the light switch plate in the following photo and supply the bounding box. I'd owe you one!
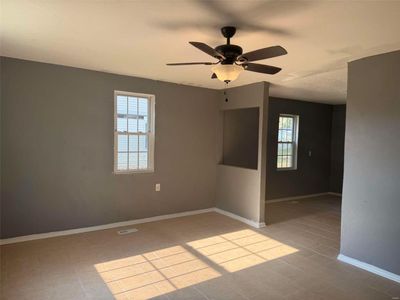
[155,183,161,192]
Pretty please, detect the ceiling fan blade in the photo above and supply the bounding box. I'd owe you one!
[239,46,287,62]
[243,63,282,74]
[189,42,225,60]
[211,73,217,79]
[166,62,214,66]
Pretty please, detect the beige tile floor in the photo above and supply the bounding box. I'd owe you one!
[1,195,399,299]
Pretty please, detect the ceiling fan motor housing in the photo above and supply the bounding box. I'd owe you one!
[215,44,243,64]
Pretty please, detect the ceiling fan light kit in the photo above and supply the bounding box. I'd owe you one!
[212,64,243,83]
[167,26,287,84]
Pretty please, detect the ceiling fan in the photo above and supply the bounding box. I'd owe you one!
[167,26,287,83]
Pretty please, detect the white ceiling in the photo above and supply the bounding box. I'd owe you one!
[1,0,400,104]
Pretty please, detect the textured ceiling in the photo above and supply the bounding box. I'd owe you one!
[1,0,400,104]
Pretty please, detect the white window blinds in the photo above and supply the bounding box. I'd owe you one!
[114,91,155,173]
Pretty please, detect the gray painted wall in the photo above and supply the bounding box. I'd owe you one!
[330,105,346,194]
[216,82,269,224]
[222,107,259,169]
[341,50,400,275]
[266,97,332,200]
[0,57,219,238]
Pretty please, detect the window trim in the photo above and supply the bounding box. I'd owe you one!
[113,90,155,174]
[277,114,299,171]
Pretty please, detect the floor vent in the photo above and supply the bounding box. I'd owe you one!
[117,228,138,235]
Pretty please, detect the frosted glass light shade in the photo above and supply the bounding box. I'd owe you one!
[212,64,243,82]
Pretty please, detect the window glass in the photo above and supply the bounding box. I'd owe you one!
[277,115,298,170]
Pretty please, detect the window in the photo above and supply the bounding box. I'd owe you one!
[114,91,155,173]
[277,114,298,170]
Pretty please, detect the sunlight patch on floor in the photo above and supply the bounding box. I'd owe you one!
[95,229,297,299]
[95,245,220,299]
[187,229,298,272]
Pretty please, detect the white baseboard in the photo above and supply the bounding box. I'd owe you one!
[266,193,328,203]
[328,192,342,197]
[214,208,265,228]
[0,207,265,245]
[0,208,214,245]
[337,254,400,283]
[265,192,343,204]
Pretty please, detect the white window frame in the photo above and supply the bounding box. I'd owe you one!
[113,90,155,174]
[277,114,299,171]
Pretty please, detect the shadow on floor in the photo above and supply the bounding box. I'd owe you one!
[265,195,342,225]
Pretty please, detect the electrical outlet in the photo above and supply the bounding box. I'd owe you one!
[155,183,161,192]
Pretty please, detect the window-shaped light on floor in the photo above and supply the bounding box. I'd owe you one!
[187,229,298,272]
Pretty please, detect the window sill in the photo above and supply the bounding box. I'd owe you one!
[277,168,297,171]
[113,169,154,175]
